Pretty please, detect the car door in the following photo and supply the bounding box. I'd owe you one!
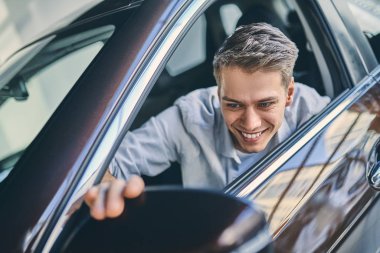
[3,0,377,253]
[32,1,378,250]
[225,0,380,252]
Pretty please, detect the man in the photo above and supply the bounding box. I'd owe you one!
[85,23,330,219]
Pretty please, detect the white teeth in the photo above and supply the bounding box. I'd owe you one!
[241,131,262,139]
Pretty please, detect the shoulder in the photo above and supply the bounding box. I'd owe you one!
[286,82,331,127]
[292,82,331,111]
[174,86,221,127]
[294,82,326,98]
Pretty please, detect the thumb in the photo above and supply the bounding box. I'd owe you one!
[124,175,145,198]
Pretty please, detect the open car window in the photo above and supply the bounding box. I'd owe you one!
[108,0,334,187]
[0,25,115,182]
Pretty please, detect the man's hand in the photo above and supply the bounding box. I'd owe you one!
[84,175,145,220]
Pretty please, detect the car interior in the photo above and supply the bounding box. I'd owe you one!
[131,0,329,186]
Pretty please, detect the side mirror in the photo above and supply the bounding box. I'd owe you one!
[52,187,272,253]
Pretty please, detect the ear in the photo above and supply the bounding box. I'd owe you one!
[285,78,295,107]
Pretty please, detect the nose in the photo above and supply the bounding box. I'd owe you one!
[241,107,261,131]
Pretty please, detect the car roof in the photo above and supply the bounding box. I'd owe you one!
[3,0,144,63]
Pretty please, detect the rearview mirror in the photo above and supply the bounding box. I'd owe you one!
[52,187,272,253]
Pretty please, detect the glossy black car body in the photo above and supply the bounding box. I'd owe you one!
[0,0,379,252]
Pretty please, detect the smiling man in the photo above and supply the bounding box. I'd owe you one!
[85,23,330,219]
[219,69,293,153]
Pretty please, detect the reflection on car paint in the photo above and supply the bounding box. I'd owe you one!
[250,82,380,252]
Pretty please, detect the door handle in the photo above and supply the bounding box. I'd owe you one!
[367,161,380,190]
[367,138,380,191]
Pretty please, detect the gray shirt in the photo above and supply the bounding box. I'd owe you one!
[110,83,330,189]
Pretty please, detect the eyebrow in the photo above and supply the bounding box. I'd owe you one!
[222,96,279,103]
[222,96,242,103]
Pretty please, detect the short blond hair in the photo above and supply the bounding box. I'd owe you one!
[213,22,298,87]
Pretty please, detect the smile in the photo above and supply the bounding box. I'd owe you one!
[241,130,265,140]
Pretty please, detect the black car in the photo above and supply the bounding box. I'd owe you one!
[0,0,379,252]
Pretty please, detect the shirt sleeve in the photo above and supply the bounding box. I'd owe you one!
[109,105,186,180]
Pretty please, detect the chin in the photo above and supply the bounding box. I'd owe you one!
[243,147,265,153]
[239,143,266,153]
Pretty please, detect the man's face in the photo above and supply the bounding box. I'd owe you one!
[219,67,294,153]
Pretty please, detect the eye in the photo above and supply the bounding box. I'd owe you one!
[226,103,242,109]
[258,101,275,108]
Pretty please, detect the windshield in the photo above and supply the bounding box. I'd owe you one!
[0,25,115,181]
[0,36,55,91]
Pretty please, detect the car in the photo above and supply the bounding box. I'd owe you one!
[0,0,379,252]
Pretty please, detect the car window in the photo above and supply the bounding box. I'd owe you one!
[346,0,380,61]
[0,25,115,182]
[107,0,335,188]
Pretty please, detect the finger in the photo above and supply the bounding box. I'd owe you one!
[124,175,145,198]
[90,182,110,220]
[84,186,99,207]
[105,180,126,218]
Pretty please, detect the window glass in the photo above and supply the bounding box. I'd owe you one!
[0,36,54,89]
[0,26,115,181]
[220,4,242,35]
[166,15,207,76]
[347,0,380,61]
